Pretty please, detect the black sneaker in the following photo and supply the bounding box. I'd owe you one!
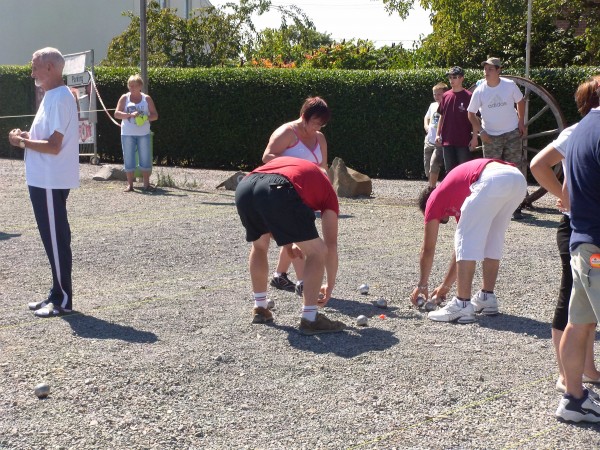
[556,389,600,423]
[512,208,524,220]
[270,273,296,292]
[295,281,304,297]
[299,313,345,335]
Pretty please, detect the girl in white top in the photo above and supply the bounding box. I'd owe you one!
[261,97,331,294]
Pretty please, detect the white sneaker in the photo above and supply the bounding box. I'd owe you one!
[428,297,476,324]
[471,290,499,315]
[556,390,600,423]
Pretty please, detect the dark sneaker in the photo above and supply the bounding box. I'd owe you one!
[512,208,524,220]
[270,273,296,291]
[556,389,600,423]
[252,306,274,324]
[34,302,72,318]
[299,313,345,335]
[295,281,304,297]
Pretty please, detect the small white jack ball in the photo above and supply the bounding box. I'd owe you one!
[376,298,388,308]
[34,383,50,399]
[356,315,369,326]
[266,299,275,310]
[358,284,369,295]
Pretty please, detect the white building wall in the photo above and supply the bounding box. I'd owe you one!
[0,0,213,65]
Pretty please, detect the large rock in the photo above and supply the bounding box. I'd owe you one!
[328,157,372,198]
[216,171,248,190]
[92,166,127,181]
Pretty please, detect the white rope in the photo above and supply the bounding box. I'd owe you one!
[90,72,121,127]
[0,109,116,120]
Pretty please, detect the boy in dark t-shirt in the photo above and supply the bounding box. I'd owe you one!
[436,66,474,172]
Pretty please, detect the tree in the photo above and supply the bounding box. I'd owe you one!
[251,24,333,67]
[380,0,597,67]
[103,0,314,67]
[302,40,416,70]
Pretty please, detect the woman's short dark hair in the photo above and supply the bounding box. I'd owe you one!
[300,96,331,124]
[418,185,436,214]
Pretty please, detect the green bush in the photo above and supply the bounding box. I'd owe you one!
[2,66,599,179]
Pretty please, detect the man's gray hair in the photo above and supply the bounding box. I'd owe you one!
[33,47,65,71]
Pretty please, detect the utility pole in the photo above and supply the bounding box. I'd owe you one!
[140,0,148,91]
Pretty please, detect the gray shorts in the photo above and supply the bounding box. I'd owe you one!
[569,243,600,324]
[423,140,443,176]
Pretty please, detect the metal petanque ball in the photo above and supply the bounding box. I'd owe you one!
[266,298,275,310]
[416,294,426,307]
[356,315,369,326]
[376,298,388,308]
[358,284,369,295]
[34,383,50,399]
[424,301,437,312]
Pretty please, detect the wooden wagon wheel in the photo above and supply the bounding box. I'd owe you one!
[469,75,567,206]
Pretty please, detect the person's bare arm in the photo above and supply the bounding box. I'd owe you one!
[146,95,159,122]
[530,145,564,199]
[262,125,294,163]
[10,129,64,155]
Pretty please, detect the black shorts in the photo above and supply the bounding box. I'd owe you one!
[235,173,319,246]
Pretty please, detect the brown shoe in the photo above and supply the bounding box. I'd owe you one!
[299,313,346,335]
[252,306,273,324]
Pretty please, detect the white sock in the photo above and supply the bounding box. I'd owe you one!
[296,280,303,285]
[273,271,282,278]
[302,305,318,322]
[253,292,268,309]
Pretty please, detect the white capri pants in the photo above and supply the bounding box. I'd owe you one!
[455,163,526,261]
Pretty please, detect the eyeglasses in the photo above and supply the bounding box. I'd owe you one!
[448,75,461,79]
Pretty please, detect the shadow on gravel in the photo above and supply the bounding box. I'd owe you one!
[0,232,21,241]
[274,323,399,358]
[476,313,551,339]
[62,313,159,343]
[323,297,406,319]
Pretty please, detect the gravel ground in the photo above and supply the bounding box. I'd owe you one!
[1,157,599,449]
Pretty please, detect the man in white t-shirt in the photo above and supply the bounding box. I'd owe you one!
[467,57,526,219]
[8,47,79,317]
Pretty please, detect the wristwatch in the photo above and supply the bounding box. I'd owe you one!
[18,138,25,149]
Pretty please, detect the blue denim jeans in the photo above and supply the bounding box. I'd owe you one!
[121,134,152,172]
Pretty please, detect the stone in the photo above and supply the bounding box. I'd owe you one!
[92,165,127,181]
[327,157,372,198]
[216,171,247,190]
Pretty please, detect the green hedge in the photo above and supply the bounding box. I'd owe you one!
[0,66,36,160]
[1,66,599,179]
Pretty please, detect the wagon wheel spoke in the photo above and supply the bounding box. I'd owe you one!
[525,103,550,128]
